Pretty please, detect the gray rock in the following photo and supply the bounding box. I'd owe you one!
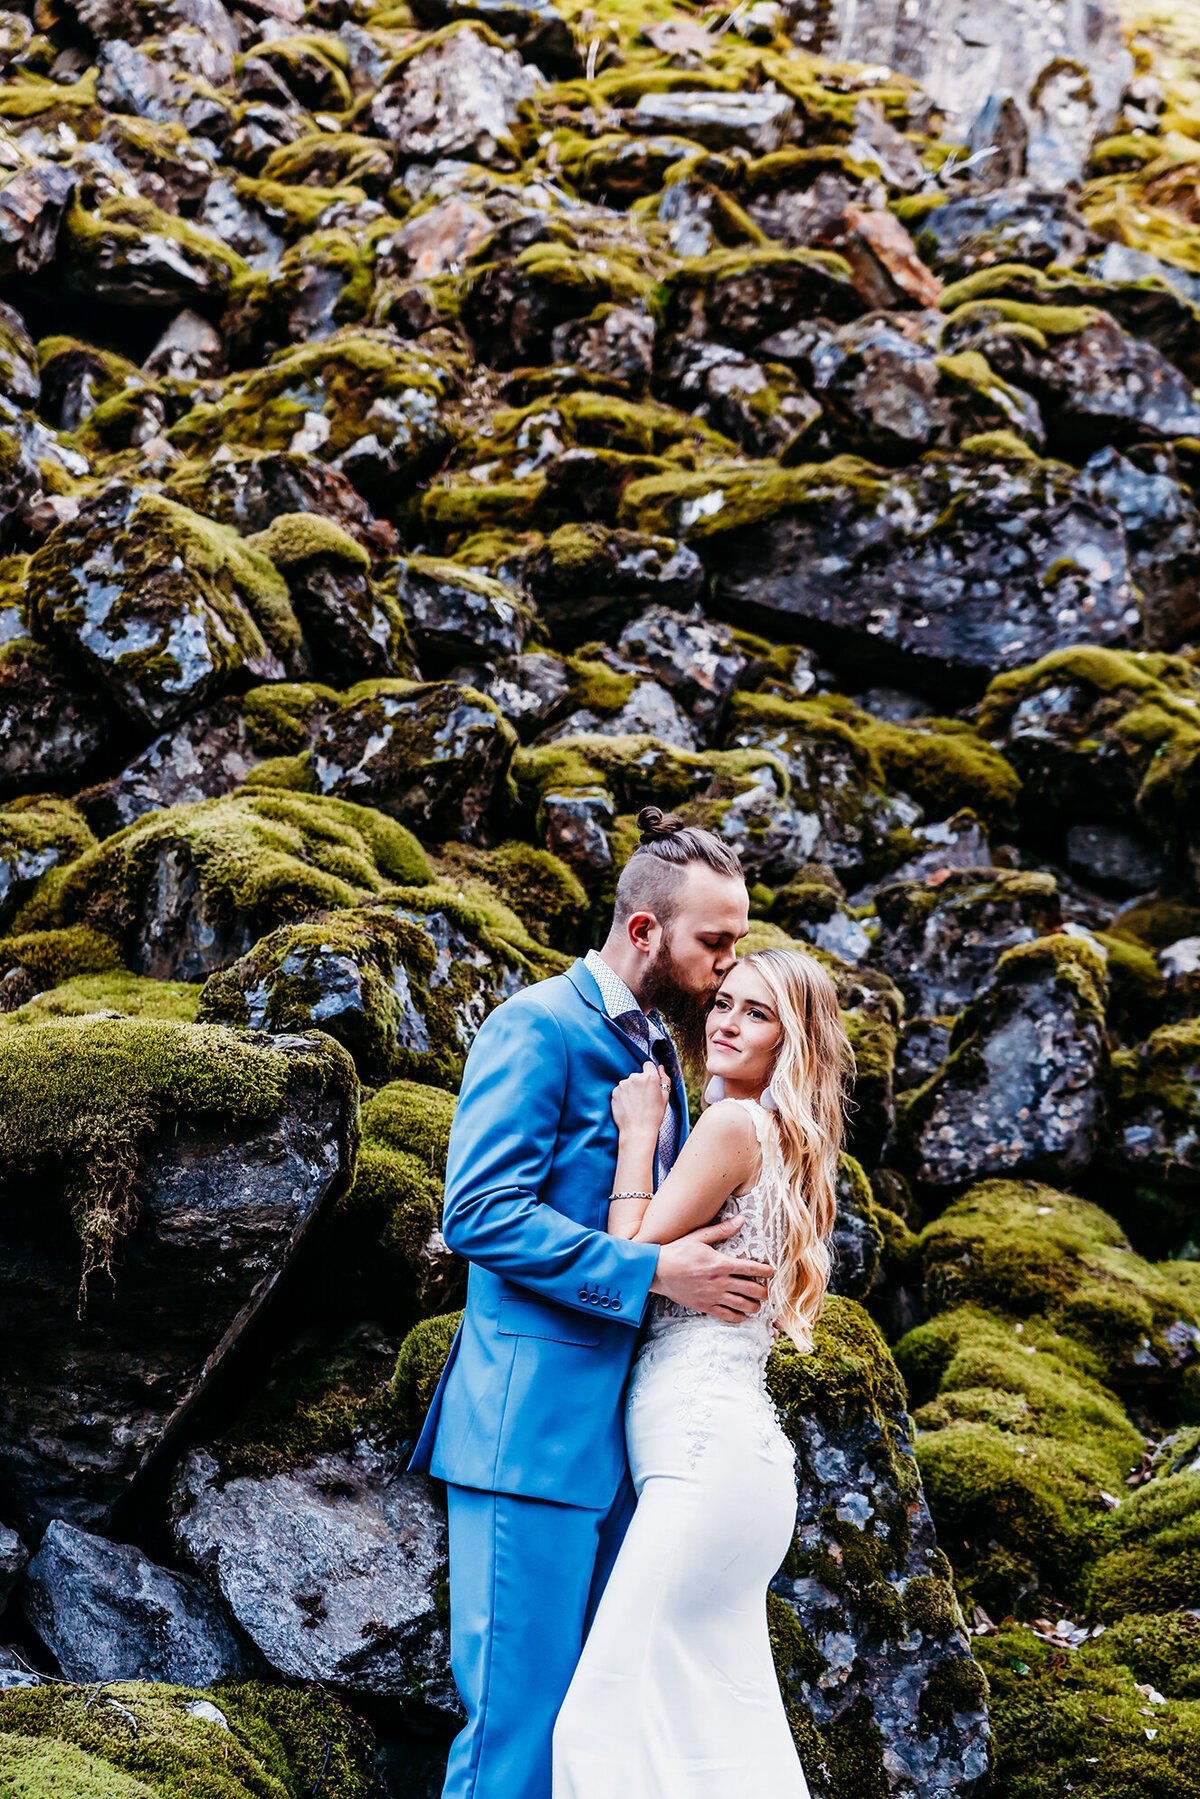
[631,89,799,154]
[522,525,705,642]
[469,650,572,733]
[0,300,39,409]
[542,785,616,873]
[873,869,1062,1017]
[794,0,1129,188]
[368,25,540,165]
[22,1520,255,1683]
[1078,447,1200,651]
[897,936,1108,1194]
[0,639,109,801]
[409,0,579,78]
[312,680,518,844]
[0,1522,27,1610]
[545,681,699,751]
[171,1442,457,1722]
[617,607,746,737]
[689,456,1142,700]
[0,162,77,279]
[392,559,527,671]
[1065,822,1166,896]
[1090,240,1200,309]
[198,899,528,1083]
[0,1028,356,1536]
[551,306,655,392]
[142,309,226,382]
[916,182,1096,280]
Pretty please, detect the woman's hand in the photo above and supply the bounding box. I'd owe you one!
[611,1060,670,1143]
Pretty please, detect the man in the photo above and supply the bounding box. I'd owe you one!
[409,811,773,1799]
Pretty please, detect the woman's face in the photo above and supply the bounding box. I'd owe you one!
[705,960,783,1092]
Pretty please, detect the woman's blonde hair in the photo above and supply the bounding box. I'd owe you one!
[727,948,854,1353]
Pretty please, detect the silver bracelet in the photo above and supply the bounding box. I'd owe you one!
[610,1190,653,1200]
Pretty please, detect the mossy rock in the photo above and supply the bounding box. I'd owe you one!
[61,192,249,306]
[197,886,550,1087]
[13,790,432,982]
[391,1308,464,1433]
[977,646,1200,860]
[0,1014,357,1292]
[0,1678,378,1799]
[512,731,779,826]
[27,484,302,731]
[911,1177,1200,1403]
[656,246,864,344]
[1104,1022,1200,1248]
[977,1620,1200,1797]
[896,1304,1140,1613]
[0,926,122,994]
[433,839,589,952]
[0,971,202,1028]
[0,796,96,931]
[168,330,455,506]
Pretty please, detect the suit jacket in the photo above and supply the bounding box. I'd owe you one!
[408,956,690,1508]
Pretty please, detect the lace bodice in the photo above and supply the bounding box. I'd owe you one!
[646,1096,785,1348]
[628,1098,790,1467]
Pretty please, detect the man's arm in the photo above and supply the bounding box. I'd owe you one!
[441,996,660,1325]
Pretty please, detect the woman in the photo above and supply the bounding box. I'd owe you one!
[552,947,853,1797]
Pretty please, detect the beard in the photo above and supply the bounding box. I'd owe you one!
[639,934,721,1072]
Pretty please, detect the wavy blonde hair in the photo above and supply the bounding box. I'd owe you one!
[724,948,854,1353]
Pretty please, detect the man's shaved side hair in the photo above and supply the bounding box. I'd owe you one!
[613,806,745,931]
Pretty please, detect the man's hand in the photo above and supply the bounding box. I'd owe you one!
[650,1215,774,1322]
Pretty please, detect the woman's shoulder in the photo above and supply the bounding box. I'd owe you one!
[690,1097,761,1152]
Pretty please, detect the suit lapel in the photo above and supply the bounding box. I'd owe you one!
[567,959,691,1142]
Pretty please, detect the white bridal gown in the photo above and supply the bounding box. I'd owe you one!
[553,1098,810,1799]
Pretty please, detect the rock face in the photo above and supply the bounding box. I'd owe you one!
[22,1520,255,1684]
[768,1301,991,1797]
[0,1023,356,1536]
[171,1442,455,1723]
[897,937,1109,1196]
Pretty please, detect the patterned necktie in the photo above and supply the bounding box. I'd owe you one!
[618,1009,680,1182]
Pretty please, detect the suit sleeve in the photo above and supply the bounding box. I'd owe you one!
[440,995,660,1326]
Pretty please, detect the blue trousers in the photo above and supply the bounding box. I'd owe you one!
[441,1475,637,1799]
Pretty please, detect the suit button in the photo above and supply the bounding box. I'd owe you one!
[578,1286,590,1300]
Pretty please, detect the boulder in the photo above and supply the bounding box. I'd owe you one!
[873,869,1062,1017]
[768,1299,991,1796]
[73,688,336,837]
[0,163,77,279]
[1104,1020,1200,1250]
[0,1523,26,1611]
[0,1021,357,1535]
[311,680,518,844]
[466,649,572,735]
[0,799,96,934]
[915,184,1096,280]
[659,247,864,348]
[247,514,414,684]
[541,785,616,873]
[520,525,705,644]
[390,557,528,673]
[630,90,800,155]
[723,692,921,884]
[367,25,539,165]
[0,641,111,801]
[1078,446,1200,651]
[896,936,1108,1196]
[22,1521,256,1684]
[198,888,545,1085]
[28,484,303,732]
[633,456,1142,699]
[61,194,247,310]
[616,607,747,738]
[11,790,432,982]
[166,449,400,559]
[171,1441,456,1722]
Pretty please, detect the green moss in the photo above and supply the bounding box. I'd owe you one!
[0,971,201,1027]
[0,1678,377,1799]
[767,1294,909,1434]
[0,926,122,988]
[1,793,95,873]
[213,1322,401,1481]
[245,512,370,571]
[65,193,248,291]
[911,1177,1200,1388]
[957,430,1040,461]
[0,1733,158,1798]
[434,840,589,950]
[390,1308,464,1432]
[844,708,1021,826]
[13,791,432,958]
[977,1621,1200,1797]
[240,682,341,756]
[1087,1471,1200,1619]
[513,732,785,822]
[1111,894,1200,952]
[1094,930,1166,1038]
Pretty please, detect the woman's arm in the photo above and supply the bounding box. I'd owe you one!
[606,1070,759,1244]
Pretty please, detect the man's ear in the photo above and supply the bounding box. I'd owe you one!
[625,910,658,953]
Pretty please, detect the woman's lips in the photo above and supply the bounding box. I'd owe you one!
[711,1039,740,1052]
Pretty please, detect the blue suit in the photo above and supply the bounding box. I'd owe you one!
[409,956,689,1799]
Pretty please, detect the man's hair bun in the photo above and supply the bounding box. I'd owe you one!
[636,805,684,843]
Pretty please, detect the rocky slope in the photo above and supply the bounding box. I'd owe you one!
[2,0,1200,1791]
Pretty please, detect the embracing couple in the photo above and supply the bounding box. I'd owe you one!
[410,809,853,1797]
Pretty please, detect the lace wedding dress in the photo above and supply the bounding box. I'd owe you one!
[552,1098,810,1798]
